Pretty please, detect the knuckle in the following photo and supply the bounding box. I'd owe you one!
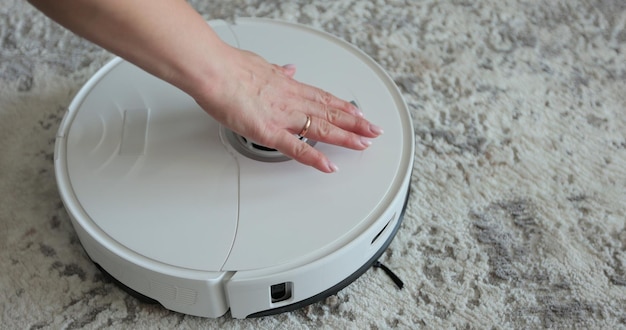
[317,119,332,139]
[357,117,370,132]
[316,101,329,116]
[291,140,311,160]
[325,108,340,125]
[317,90,333,105]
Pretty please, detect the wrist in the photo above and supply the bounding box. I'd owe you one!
[168,35,233,104]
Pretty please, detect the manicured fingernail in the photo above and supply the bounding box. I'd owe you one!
[328,161,339,173]
[360,137,373,147]
[370,124,384,135]
[282,63,296,70]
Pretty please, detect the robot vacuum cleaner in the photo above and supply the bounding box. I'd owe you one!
[54,18,414,318]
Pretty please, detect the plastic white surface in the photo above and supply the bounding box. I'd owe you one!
[63,59,240,271]
[55,18,414,318]
[221,20,408,271]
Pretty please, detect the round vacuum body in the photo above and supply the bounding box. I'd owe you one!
[54,18,414,318]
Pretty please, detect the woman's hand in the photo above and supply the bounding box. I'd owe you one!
[192,46,383,173]
[28,0,382,172]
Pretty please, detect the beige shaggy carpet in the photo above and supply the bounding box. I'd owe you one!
[1,0,626,328]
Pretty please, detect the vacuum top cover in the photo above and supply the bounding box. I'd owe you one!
[56,18,413,274]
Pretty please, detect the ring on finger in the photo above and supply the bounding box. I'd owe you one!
[298,114,312,138]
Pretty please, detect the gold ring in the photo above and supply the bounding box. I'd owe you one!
[298,115,311,138]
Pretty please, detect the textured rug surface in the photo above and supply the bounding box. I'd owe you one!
[2,0,626,328]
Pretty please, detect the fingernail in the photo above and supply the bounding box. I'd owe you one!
[282,63,296,70]
[370,124,384,135]
[354,107,364,117]
[328,161,339,173]
[360,137,373,147]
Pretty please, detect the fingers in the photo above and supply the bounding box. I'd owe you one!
[279,66,363,117]
[302,116,377,151]
[302,84,364,118]
[239,60,383,173]
[279,75,382,139]
[273,107,382,172]
[272,130,339,173]
[295,99,383,138]
[278,80,384,167]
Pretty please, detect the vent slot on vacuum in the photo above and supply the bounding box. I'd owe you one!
[242,136,309,152]
[223,128,316,163]
[371,213,396,244]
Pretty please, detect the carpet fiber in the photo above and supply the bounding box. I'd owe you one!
[2,0,626,328]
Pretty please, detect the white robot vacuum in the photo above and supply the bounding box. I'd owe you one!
[54,18,414,318]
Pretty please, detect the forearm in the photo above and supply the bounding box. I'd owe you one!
[28,0,226,98]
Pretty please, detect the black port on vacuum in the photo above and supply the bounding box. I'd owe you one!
[239,136,276,152]
[251,143,277,152]
[270,282,293,303]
